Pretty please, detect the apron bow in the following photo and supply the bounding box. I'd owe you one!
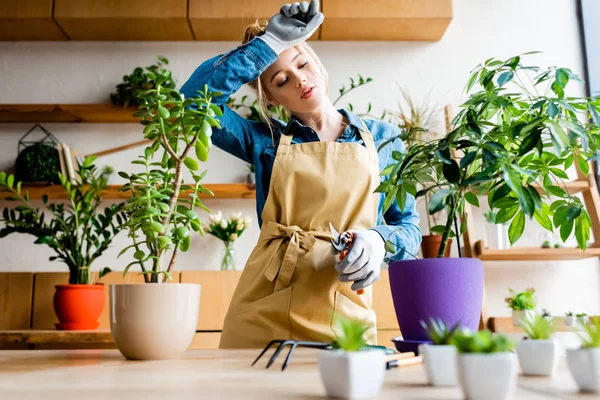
[263,222,316,290]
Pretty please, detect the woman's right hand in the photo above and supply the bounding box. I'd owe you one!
[259,0,324,55]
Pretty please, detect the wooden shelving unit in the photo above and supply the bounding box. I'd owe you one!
[0,104,139,123]
[474,241,600,261]
[0,184,256,200]
[489,316,598,333]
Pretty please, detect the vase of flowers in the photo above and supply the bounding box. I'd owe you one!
[205,211,251,271]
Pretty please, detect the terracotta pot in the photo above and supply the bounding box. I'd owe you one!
[53,284,105,330]
[421,235,452,258]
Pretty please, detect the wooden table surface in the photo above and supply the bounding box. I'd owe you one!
[0,349,589,399]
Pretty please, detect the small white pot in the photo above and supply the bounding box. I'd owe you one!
[110,283,201,360]
[458,353,518,400]
[516,339,559,376]
[577,316,590,326]
[512,310,535,327]
[567,347,600,393]
[420,344,458,386]
[318,350,386,399]
[565,316,576,326]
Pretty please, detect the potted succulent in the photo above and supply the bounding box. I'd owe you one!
[419,318,460,386]
[577,313,590,326]
[565,311,576,326]
[110,73,219,359]
[0,157,125,330]
[567,321,600,392]
[453,330,518,400]
[318,316,386,399]
[203,211,251,271]
[517,313,559,376]
[378,52,600,345]
[541,308,552,320]
[505,288,536,327]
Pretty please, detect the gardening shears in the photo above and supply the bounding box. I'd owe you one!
[329,222,364,295]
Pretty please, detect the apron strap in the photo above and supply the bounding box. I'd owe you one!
[263,222,316,291]
[357,120,378,168]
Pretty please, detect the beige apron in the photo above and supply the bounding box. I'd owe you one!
[219,121,380,349]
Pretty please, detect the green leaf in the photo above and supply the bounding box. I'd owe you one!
[460,151,477,169]
[548,122,569,150]
[508,211,525,245]
[534,207,553,231]
[560,218,574,241]
[547,102,558,119]
[429,189,451,214]
[574,212,591,250]
[491,184,512,205]
[495,206,519,224]
[497,71,514,87]
[519,128,541,156]
[553,205,569,227]
[396,187,408,212]
[549,168,569,180]
[518,187,535,218]
[442,160,461,183]
[383,187,398,212]
[34,236,53,245]
[464,192,479,207]
[577,154,589,175]
[184,156,199,171]
[176,226,190,240]
[158,106,170,119]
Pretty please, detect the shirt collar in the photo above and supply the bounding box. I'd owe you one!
[283,108,363,136]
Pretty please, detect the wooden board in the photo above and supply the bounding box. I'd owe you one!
[0,104,139,123]
[0,273,34,330]
[371,269,399,330]
[489,316,599,333]
[475,241,600,261]
[0,184,256,200]
[53,0,193,40]
[31,272,180,330]
[0,0,67,41]
[321,0,452,41]
[189,0,320,41]
[180,271,242,331]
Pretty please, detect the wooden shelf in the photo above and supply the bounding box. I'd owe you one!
[533,180,591,195]
[0,104,139,123]
[488,317,598,333]
[474,240,600,261]
[0,330,113,345]
[0,0,67,41]
[0,184,256,200]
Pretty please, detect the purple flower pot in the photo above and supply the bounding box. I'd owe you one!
[388,257,484,341]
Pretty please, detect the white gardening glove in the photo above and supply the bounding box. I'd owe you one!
[335,229,386,291]
[258,0,324,55]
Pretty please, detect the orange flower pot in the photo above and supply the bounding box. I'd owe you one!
[53,284,105,330]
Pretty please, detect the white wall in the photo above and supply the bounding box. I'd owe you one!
[1,0,598,318]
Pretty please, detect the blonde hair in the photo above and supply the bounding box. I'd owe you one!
[242,19,329,141]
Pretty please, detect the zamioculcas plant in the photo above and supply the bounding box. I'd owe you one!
[0,156,125,284]
[377,52,600,257]
[117,69,220,283]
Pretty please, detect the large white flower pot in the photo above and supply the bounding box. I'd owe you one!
[420,344,458,386]
[567,347,600,393]
[458,353,518,400]
[512,310,535,327]
[318,350,385,399]
[564,316,576,326]
[516,339,559,376]
[110,283,201,360]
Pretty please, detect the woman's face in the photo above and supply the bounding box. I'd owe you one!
[261,46,327,114]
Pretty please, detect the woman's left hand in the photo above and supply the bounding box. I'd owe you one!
[335,229,386,291]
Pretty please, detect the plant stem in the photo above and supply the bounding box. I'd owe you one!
[438,196,457,257]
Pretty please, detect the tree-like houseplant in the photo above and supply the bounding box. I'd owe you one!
[567,321,600,393]
[0,157,125,330]
[453,330,517,400]
[517,313,559,376]
[505,287,536,326]
[318,316,386,399]
[378,53,600,346]
[419,318,460,386]
[110,71,219,360]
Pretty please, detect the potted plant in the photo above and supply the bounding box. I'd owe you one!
[567,321,600,392]
[541,308,552,320]
[419,318,460,386]
[577,313,590,326]
[484,209,509,250]
[378,52,600,345]
[318,316,386,399]
[0,157,125,330]
[505,288,536,326]
[110,74,219,359]
[246,164,256,189]
[203,211,251,270]
[565,311,576,326]
[517,313,559,376]
[453,330,517,400]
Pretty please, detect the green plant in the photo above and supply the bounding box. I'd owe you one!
[521,314,557,339]
[111,56,176,108]
[566,311,573,316]
[15,143,61,184]
[377,52,600,257]
[578,321,600,348]
[541,308,551,318]
[420,318,460,345]
[576,313,588,317]
[0,156,126,284]
[247,164,255,174]
[386,86,438,148]
[331,316,369,352]
[505,288,536,310]
[452,329,515,353]
[118,71,219,283]
[542,240,551,248]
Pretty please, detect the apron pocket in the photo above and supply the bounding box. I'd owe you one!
[331,291,378,345]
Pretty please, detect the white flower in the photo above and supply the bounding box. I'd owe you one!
[208,214,215,223]
[236,223,244,231]
[230,233,238,241]
[214,211,223,223]
[244,216,252,224]
[220,220,227,229]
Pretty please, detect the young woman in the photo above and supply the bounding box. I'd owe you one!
[180,0,421,349]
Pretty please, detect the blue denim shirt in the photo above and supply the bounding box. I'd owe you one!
[180,38,421,261]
